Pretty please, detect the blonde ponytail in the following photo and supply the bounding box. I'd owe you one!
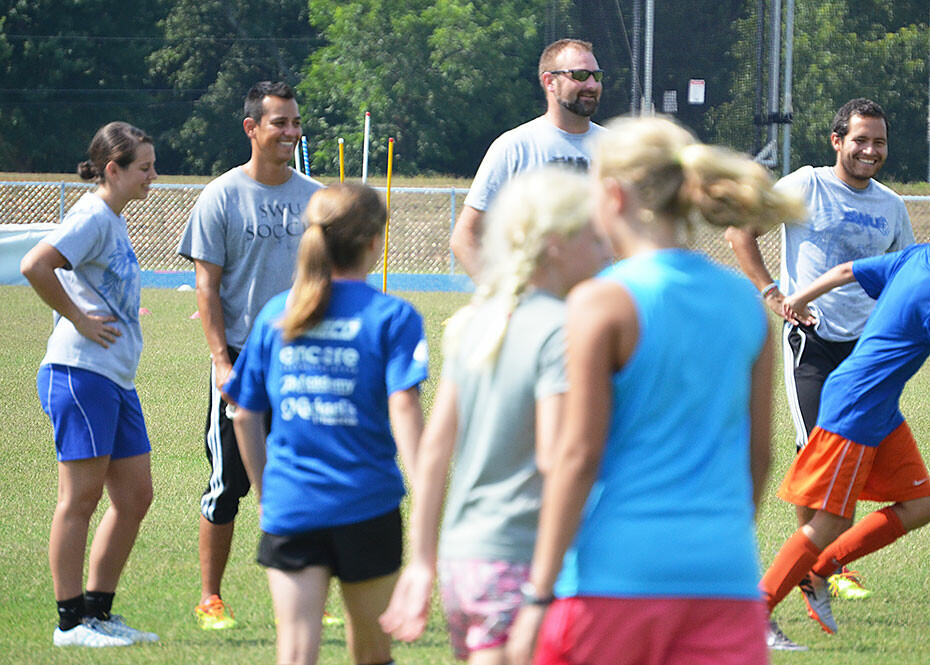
[278,183,386,341]
[595,116,806,235]
[279,223,331,341]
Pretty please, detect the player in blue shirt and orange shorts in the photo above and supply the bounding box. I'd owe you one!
[760,243,930,645]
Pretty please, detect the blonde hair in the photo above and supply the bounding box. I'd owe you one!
[279,183,385,341]
[445,167,593,366]
[594,116,806,234]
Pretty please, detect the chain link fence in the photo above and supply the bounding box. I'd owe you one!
[2,181,930,284]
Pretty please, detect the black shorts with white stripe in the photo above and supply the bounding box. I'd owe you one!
[782,323,857,452]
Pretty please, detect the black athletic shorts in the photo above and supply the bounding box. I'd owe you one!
[257,507,403,583]
[200,346,271,524]
[782,323,857,451]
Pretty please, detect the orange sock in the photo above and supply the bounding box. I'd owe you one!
[760,529,822,613]
[811,507,907,578]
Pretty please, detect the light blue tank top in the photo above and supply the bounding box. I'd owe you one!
[554,249,768,600]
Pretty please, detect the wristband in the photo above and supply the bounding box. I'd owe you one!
[520,582,555,606]
[760,282,779,299]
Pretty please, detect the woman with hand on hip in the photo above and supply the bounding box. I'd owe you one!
[21,121,159,648]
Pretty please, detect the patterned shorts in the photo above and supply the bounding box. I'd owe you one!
[438,558,530,660]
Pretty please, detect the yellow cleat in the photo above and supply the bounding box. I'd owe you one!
[828,568,873,600]
[196,594,237,630]
[322,611,344,627]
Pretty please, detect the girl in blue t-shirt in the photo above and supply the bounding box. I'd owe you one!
[20,122,159,647]
[223,183,427,665]
[508,117,806,665]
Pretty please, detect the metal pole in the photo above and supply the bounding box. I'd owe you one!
[632,0,642,115]
[767,0,782,151]
[781,0,795,176]
[643,0,654,115]
[753,0,766,155]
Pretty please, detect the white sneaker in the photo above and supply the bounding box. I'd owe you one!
[53,620,132,647]
[766,618,808,651]
[799,573,839,634]
[97,614,159,643]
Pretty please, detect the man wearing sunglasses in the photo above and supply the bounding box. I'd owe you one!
[451,38,605,277]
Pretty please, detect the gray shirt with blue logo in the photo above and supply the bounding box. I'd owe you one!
[777,165,914,341]
[177,167,324,349]
[41,192,143,389]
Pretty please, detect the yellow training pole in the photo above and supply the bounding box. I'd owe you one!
[338,138,345,183]
[382,137,394,293]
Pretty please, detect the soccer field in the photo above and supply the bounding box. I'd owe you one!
[1,285,928,664]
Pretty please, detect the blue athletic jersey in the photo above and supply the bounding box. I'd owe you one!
[224,280,429,534]
[555,250,767,600]
[817,244,930,447]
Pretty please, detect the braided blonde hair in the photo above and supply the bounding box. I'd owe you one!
[594,116,806,235]
[444,166,593,367]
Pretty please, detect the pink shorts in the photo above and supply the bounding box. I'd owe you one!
[438,558,530,660]
[533,596,768,665]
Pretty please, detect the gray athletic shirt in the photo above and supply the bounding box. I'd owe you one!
[177,167,323,349]
[438,290,568,562]
[40,192,143,390]
[777,166,913,341]
[464,116,605,212]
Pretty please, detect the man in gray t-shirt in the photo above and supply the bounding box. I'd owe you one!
[176,81,323,629]
[726,98,913,605]
[450,38,605,277]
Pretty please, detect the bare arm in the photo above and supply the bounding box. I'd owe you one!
[748,329,773,514]
[724,226,786,320]
[507,281,635,665]
[389,386,425,485]
[380,377,457,641]
[450,205,484,279]
[232,407,267,500]
[782,261,856,325]
[534,393,565,475]
[20,241,120,347]
[193,259,232,390]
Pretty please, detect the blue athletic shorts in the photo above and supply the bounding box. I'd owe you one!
[37,364,151,462]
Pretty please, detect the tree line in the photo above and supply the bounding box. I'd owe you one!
[0,0,926,180]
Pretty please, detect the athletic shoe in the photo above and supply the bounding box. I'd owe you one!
[799,573,838,634]
[195,594,237,630]
[322,611,344,627]
[828,567,873,600]
[766,619,808,651]
[97,614,159,643]
[53,620,132,647]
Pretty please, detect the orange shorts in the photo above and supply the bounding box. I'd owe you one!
[778,422,930,519]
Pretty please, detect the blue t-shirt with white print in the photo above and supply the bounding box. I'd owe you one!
[224,281,429,534]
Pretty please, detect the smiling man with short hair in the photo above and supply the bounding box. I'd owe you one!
[725,97,914,649]
[177,81,324,631]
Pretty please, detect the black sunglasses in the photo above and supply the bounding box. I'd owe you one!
[547,69,604,83]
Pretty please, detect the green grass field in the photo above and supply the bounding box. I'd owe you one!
[1,285,929,664]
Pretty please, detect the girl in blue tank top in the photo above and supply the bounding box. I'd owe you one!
[508,117,806,665]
